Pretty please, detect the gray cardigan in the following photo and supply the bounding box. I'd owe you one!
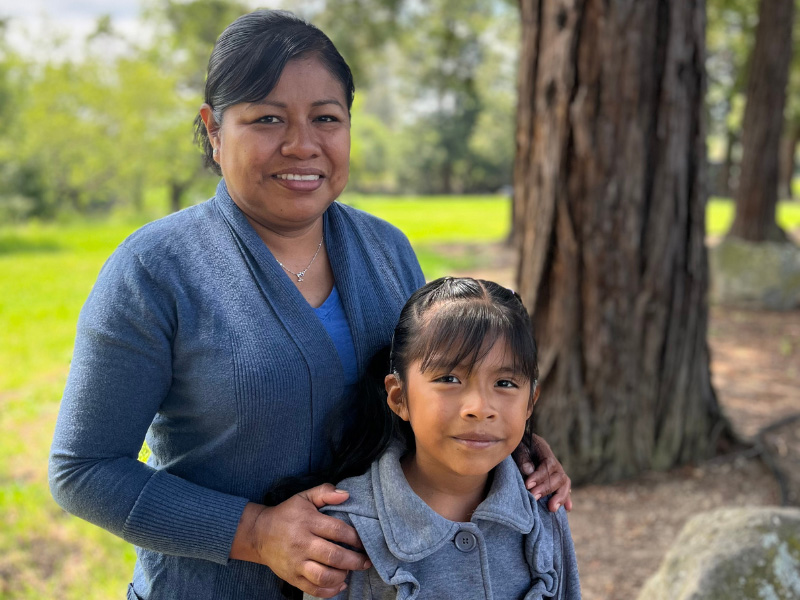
[307,442,581,600]
[49,179,425,600]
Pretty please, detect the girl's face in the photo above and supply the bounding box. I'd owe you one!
[386,340,536,483]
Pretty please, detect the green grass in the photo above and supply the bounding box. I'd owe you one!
[707,197,800,235]
[341,194,511,243]
[1,194,799,599]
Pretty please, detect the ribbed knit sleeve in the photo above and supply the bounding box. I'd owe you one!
[49,242,249,565]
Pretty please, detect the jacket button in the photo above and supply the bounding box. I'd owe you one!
[454,530,477,553]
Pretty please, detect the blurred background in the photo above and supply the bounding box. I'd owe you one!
[1,1,799,598]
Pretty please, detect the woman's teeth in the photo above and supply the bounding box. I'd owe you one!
[275,174,320,181]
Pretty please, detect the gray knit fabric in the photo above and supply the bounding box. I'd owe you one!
[49,179,425,600]
[306,442,581,600]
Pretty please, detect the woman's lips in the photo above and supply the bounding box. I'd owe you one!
[272,172,324,191]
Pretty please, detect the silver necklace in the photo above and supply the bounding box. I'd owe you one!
[276,238,323,282]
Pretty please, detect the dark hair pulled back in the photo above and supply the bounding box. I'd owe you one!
[193,9,355,174]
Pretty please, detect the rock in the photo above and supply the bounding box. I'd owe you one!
[709,238,800,310]
[637,507,800,600]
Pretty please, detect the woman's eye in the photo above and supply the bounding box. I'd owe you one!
[315,115,339,123]
[256,115,280,124]
[496,379,519,389]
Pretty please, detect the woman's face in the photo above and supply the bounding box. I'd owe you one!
[203,56,351,233]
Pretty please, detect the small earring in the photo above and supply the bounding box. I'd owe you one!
[213,147,219,157]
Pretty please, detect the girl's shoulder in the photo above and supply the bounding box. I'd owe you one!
[320,469,379,521]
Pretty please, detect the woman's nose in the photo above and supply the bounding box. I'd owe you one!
[281,122,320,159]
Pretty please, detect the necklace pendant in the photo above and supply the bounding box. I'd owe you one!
[296,274,304,282]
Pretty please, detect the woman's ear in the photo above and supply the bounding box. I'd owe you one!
[385,373,409,421]
[199,103,221,161]
[527,384,540,419]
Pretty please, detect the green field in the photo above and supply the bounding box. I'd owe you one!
[1,195,800,598]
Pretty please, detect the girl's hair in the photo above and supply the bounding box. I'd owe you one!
[265,277,539,505]
[193,9,355,174]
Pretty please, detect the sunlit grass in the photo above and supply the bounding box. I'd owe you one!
[707,197,800,235]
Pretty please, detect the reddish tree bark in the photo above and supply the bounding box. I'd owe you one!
[514,0,732,483]
[729,0,795,241]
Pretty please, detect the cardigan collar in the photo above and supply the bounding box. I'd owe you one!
[367,441,536,563]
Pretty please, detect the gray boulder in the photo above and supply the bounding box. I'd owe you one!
[637,507,800,600]
[709,238,800,310]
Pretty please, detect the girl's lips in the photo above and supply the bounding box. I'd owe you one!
[452,435,501,449]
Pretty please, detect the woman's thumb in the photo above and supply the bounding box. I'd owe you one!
[300,483,349,509]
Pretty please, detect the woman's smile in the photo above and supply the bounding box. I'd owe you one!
[272,168,326,191]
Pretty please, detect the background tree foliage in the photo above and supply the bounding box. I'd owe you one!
[0,0,796,222]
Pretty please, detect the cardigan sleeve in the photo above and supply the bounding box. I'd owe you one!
[48,243,249,565]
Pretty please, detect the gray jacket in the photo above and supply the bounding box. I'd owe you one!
[307,442,581,600]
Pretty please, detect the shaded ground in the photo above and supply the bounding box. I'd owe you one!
[452,242,800,600]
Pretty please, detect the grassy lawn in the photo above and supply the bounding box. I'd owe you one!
[1,194,799,598]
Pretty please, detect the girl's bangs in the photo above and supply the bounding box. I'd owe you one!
[414,300,536,381]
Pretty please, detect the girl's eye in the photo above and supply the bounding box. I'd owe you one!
[496,379,519,389]
[434,374,461,384]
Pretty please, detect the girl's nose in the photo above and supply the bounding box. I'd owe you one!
[461,390,497,420]
[281,123,320,159]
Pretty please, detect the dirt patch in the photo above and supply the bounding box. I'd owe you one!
[451,243,800,600]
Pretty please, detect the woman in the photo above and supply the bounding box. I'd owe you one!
[49,10,571,600]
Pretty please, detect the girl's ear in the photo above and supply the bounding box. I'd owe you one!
[527,385,540,419]
[385,373,409,421]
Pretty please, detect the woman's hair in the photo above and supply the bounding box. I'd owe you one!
[265,277,539,505]
[193,9,355,174]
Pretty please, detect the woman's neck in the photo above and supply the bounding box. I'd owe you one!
[400,455,491,523]
[243,214,334,307]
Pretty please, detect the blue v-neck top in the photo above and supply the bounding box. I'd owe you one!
[314,285,359,390]
[49,179,425,600]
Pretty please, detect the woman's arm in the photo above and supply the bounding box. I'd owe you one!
[49,244,248,563]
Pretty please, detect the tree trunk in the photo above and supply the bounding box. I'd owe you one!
[169,180,187,214]
[728,0,794,241]
[514,0,732,484]
[720,126,738,198]
[778,125,798,201]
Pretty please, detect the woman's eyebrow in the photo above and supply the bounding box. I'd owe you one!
[250,98,345,109]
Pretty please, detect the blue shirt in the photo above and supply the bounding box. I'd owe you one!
[314,285,359,390]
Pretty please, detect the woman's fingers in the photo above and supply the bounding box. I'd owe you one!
[298,559,349,595]
[310,513,365,552]
[296,572,348,599]
[525,458,572,511]
[524,434,573,512]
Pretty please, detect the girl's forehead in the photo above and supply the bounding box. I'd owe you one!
[419,335,516,372]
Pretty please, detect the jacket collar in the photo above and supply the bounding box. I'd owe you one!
[369,441,536,562]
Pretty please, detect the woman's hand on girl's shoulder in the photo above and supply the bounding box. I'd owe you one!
[230,484,371,598]
[513,434,573,513]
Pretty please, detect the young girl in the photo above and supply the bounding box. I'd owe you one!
[273,277,581,599]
